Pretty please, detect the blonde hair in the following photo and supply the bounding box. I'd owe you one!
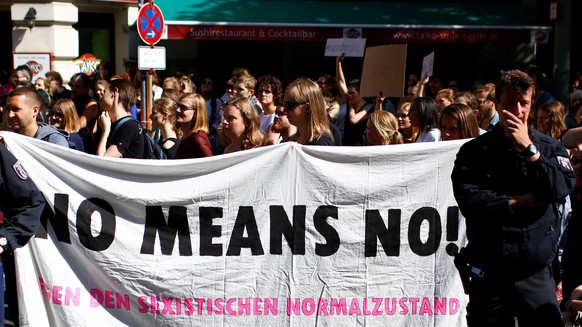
[163,77,181,91]
[51,99,81,133]
[35,77,53,95]
[436,88,455,102]
[236,74,257,92]
[397,101,419,143]
[153,97,179,133]
[180,75,196,93]
[222,97,264,149]
[284,78,333,144]
[178,93,209,136]
[369,111,403,144]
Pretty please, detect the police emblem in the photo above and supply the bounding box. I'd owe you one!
[557,156,574,171]
[12,161,28,180]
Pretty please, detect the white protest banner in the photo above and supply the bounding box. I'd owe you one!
[421,51,435,80]
[324,38,367,57]
[2,132,469,326]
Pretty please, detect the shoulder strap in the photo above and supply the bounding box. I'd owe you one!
[113,116,135,133]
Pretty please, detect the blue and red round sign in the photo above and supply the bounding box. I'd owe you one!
[137,3,164,46]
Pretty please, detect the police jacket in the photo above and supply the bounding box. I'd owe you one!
[0,142,45,254]
[451,126,575,278]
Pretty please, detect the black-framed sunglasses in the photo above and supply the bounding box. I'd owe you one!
[284,101,307,111]
[48,111,64,118]
[177,104,196,111]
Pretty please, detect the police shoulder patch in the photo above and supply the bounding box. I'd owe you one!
[12,161,28,180]
[557,156,574,171]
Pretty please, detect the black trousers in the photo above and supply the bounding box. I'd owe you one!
[467,266,563,327]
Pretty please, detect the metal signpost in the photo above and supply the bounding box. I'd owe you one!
[137,1,165,130]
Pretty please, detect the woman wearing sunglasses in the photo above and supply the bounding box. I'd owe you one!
[48,99,85,151]
[173,93,212,159]
[283,78,334,146]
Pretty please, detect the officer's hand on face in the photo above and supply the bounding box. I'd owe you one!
[502,110,530,151]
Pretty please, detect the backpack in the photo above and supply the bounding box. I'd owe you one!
[114,117,167,160]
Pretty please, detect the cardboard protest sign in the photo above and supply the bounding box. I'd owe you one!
[360,45,407,98]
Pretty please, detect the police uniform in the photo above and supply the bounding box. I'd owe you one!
[451,126,575,327]
[0,141,45,325]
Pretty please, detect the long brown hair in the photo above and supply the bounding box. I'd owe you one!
[538,100,567,139]
[284,77,332,144]
[178,93,209,137]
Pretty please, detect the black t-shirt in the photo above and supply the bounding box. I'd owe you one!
[342,102,374,146]
[107,117,146,159]
[159,137,180,159]
[309,132,335,146]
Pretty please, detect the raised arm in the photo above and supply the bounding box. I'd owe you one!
[336,53,348,103]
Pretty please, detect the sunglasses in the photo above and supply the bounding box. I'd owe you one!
[203,79,214,86]
[284,101,307,110]
[177,104,196,111]
[48,111,64,118]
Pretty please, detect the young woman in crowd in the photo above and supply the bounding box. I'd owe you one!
[173,93,212,159]
[439,103,480,141]
[434,88,455,112]
[48,99,85,151]
[537,100,568,140]
[35,77,53,97]
[409,97,441,142]
[180,75,196,94]
[265,104,297,145]
[366,111,403,145]
[336,53,373,145]
[257,75,283,132]
[283,78,334,146]
[150,98,180,159]
[219,97,264,153]
[397,102,418,143]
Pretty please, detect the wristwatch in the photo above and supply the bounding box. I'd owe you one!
[521,144,538,158]
[0,237,7,254]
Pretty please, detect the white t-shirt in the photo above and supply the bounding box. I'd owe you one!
[259,113,275,133]
[415,128,441,142]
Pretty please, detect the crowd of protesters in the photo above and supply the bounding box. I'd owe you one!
[3,55,582,324]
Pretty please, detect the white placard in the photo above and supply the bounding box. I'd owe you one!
[138,46,166,70]
[324,38,367,57]
[421,51,435,80]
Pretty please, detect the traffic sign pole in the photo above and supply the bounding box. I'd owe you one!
[137,0,164,131]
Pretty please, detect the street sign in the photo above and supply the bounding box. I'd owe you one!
[137,3,164,46]
[138,46,166,70]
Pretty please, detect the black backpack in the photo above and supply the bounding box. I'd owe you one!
[114,117,167,160]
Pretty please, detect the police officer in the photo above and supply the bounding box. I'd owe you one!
[0,139,45,325]
[451,70,575,326]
